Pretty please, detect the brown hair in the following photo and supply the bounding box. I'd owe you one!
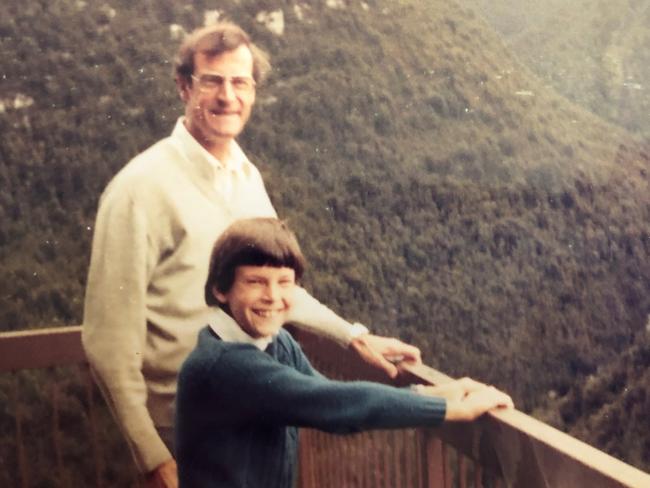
[204,218,306,306]
[175,21,271,85]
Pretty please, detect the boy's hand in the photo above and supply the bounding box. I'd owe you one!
[349,334,421,378]
[144,458,178,488]
[418,377,487,401]
[442,384,514,422]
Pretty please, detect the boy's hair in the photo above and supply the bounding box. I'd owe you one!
[204,218,306,306]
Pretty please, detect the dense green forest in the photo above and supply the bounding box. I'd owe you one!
[1,0,648,483]
[463,0,650,137]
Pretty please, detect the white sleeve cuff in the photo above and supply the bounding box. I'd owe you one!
[349,322,370,339]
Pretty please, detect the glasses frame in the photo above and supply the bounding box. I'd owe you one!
[190,72,257,94]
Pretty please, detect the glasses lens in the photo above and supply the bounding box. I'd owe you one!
[194,74,254,93]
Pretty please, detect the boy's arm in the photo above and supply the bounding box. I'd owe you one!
[82,188,171,474]
[288,287,421,377]
[213,344,445,434]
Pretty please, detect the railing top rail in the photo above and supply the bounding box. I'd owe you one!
[0,325,84,372]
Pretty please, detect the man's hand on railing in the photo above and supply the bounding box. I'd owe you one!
[416,377,514,422]
[349,334,422,378]
[144,458,178,488]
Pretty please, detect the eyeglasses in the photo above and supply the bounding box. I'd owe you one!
[191,72,256,94]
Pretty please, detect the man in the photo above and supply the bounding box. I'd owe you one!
[83,22,421,488]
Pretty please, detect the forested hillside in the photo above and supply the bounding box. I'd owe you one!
[1,0,649,480]
[535,324,650,471]
[462,0,650,136]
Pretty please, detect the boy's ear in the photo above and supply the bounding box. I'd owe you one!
[212,285,228,304]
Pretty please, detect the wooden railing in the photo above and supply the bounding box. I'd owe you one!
[2,326,650,487]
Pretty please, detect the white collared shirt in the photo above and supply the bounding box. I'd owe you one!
[173,117,252,201]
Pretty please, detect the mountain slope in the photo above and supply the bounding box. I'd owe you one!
[463,0,650,136]
[536,327,650,469]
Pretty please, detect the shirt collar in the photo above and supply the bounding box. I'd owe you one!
[171,117,248,176]
[208,308,274,351]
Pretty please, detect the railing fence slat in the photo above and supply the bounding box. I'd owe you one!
[417,430,425,487]
[383,431,392,488]
[12,372,30,488]
[83,366,105,488]
[443,442,452,488]
[474,462,483,488]
[51,379,65,487]
[423,433,444,488]
[404,429,412,488]
[458,454,468,488]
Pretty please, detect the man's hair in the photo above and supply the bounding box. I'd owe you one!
[205,218,306,306]
[175,21,271,85]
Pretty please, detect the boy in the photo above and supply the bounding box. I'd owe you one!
[176,218,513,488]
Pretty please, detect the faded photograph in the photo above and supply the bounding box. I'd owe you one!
[0,1,648,486]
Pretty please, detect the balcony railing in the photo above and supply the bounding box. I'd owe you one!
[1,326,649,487]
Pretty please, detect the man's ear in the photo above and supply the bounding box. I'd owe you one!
[176,76,191,103]
[212,285,228,304]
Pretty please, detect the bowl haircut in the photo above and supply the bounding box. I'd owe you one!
[204,218,306,307]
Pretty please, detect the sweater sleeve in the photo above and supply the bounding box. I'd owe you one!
[82,185,170,472]
[287,286,368,346]
[211,345,446,434]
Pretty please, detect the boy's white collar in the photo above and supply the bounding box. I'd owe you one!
[208,308,274,351]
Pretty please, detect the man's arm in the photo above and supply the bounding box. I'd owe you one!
[288,287,421,377]
[143,459,178,488]
[82,187,171,475]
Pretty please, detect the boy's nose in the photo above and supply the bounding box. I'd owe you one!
[263,283,281,301]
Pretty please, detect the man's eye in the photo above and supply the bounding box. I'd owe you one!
[201,75,223,87]
[231,78,249,88]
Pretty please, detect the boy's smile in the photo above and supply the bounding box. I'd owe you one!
[214,265,296,339]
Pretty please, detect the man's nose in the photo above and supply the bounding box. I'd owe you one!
[216,80,236,101]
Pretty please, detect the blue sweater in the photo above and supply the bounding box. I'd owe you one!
[176,327,446,488]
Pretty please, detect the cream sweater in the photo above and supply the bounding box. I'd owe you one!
[82,119,363,472]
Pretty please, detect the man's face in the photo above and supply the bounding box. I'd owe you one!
[214,265,296,339]
[180,45,256,153]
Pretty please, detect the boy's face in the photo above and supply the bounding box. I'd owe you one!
[214,265,296,339]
